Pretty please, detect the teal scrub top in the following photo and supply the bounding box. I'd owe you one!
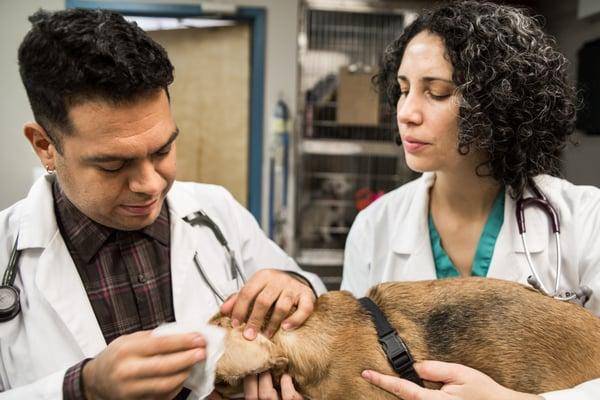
[429,191,505,278]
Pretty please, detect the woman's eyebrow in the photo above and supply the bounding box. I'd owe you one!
[397,75,454,84]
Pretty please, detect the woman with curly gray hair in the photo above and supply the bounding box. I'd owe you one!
[342,1,600,399]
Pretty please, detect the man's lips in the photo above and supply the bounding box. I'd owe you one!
[120,199,159,215]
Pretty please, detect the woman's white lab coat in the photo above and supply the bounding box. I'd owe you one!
[0,175,326,399]
[342,172,600,399]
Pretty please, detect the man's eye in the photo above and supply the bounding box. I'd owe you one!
[98,163,124,173]
[157,147,172,156]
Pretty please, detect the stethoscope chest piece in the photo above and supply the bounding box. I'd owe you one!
[0,285,20,322]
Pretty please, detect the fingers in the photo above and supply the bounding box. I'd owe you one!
[244,374,258,400]
[414,360,466,384]
[244,286,282,340]
[231,278,268,333]
[258,371,279,400]
[362,370,444,400]
[281,291,314,330]
[280,373,303,400]
[133,347,205,378]
[223,270,316,340]
[220,293,239,319]
[125,330,206,357]
[243,372,280,400]
[264,293,294,338]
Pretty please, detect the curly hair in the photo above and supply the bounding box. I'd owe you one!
[18,8,174,153]
[377,0,577,198]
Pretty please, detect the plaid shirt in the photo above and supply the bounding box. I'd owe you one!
[52,182,186,399]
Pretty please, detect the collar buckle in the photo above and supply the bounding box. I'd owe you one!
[379,331,414,376]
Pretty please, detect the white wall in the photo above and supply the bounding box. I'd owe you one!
[0,0,63,209]
[541,0,600,187]
[0,0,299,229]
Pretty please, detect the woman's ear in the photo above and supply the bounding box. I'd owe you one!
[23,122,57,171]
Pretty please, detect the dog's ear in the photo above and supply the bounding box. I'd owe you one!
[217,327,288,381]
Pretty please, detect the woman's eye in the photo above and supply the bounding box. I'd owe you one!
[429,92,451,100]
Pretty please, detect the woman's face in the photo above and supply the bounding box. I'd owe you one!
[396,31,464,174]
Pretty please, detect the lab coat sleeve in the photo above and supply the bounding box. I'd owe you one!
[0,369,65,399]
[227,191,327,295]
[340,211,372,296]
[541,378,600,400]
[539,186,600,399]
[576,187,600,316]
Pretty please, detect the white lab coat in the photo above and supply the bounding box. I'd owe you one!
[0,175,326,399]
[342,172,600,399]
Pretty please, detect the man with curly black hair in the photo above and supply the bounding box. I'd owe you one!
[0,8,324,399]
[342,1,600,399]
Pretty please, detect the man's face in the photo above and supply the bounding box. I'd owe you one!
[53,90,177,230]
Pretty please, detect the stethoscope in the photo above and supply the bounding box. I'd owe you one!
[0,210,247,322]
[183,210,247,303]
[517,181,592,306]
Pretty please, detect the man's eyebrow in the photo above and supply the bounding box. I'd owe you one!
[397,75,454,84]
[82,128,179,163]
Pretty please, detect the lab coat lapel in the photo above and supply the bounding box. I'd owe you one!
[35,236,106,357]
[168,200,222,325]
[390,173,437,281]
[20,175,105,357]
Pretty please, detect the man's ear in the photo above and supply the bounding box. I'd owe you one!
[24,122,57,170]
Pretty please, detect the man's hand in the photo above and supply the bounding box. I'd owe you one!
[83,330,206,399]
[362,360,544,400]
[220,269,316,340]
[243,372,304,400]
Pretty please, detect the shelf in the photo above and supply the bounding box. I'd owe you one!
[308,171,403,181]
[301,139,400,156]
[297,248,344,266]
[307,199,354,207]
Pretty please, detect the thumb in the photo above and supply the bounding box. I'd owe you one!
[414,360,467,384]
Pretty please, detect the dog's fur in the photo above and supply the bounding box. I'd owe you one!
[211,278,600,399]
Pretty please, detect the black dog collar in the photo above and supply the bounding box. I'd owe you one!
[358,297,423,386]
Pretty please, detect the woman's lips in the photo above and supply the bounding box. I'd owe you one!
[402,137,429,153]
[120,200,158,216]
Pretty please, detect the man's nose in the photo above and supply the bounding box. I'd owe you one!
[128,159,164,195]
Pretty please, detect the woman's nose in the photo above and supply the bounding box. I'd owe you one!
[396,93,423,126]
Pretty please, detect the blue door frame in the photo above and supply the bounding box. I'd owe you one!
[66,0,266,222]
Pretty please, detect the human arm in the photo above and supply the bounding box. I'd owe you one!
[362,361,542,400]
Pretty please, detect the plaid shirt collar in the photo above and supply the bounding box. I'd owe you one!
[53,180,170,263]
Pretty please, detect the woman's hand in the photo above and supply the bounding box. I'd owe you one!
[362,360,543,400]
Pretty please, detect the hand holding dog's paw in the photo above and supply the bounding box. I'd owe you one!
[362,361,544,400]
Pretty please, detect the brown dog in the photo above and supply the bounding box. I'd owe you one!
[211,277,600,399]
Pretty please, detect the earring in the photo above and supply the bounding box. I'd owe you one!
[45,164,55,174]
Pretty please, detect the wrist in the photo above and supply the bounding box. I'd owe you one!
[284,270,318,298]
[82,358,97,400]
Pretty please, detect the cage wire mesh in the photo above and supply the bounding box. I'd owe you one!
[294,2,418,289]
